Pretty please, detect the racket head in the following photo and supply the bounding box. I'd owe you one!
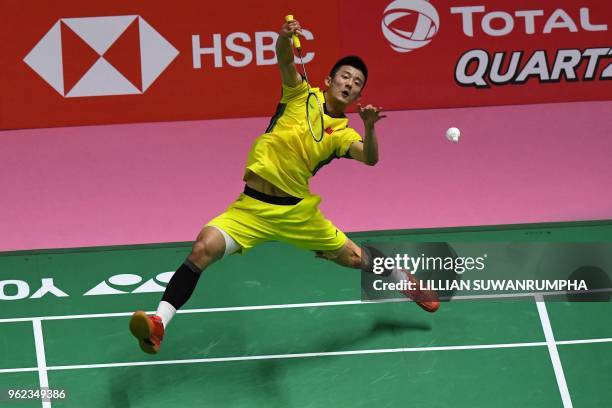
[306,92,325,142]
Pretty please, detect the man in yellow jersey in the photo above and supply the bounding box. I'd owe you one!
[129,18,439,355]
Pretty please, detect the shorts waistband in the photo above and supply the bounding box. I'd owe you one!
[243,185,302,205]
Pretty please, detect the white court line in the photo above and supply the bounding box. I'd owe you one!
[1,287,610,324]
[0,300,363,323]
[38,341,553,371]
[535,294,573,408]
[32,318,51,408]
[2,336,612,375]
[446,287,612,301]
[0,367,39,374]
[557,337,612,346]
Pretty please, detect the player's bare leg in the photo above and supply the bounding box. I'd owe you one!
[130,227,231,354]
[317,238,439,312]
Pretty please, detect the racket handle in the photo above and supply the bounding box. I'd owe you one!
[284,14,301,50]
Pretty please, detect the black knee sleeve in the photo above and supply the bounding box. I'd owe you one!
[161,259,203,310]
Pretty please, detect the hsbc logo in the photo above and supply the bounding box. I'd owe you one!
[24,15,179,97]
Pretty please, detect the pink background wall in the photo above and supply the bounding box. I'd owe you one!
[1,100,611,252]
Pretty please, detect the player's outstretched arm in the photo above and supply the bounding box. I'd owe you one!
[276,18,303,87]
[349,104,387,166]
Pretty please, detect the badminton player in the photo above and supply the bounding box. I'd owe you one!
[130,17,439,354]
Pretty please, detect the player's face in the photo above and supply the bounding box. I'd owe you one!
[325,65,365,106]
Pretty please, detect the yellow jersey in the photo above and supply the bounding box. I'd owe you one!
[245,80,362,198]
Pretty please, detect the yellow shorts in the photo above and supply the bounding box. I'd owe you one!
[206,193,347,253]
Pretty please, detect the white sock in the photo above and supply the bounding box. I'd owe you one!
[390,268,406,283]
[156,301,176,329]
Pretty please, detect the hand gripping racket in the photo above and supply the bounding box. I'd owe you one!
[285,15,325,142]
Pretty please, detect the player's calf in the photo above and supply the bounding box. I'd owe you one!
[316,240,361,267]
[129,227,234,354]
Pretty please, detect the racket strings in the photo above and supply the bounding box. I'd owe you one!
[307,93,325,143]
[296,48,311,90]
[296,49,325,143]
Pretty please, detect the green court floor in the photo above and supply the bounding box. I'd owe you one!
[0,220,611,407]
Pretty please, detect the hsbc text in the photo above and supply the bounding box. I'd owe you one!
[192,31,314,69]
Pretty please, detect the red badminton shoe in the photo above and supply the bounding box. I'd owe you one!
[400,270,440,313]
[129,311,165,354]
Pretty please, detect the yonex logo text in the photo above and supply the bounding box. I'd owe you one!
[0,272,174,301]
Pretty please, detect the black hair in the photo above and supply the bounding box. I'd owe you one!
[329,55,368,87]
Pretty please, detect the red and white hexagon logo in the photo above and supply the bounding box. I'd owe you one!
[23,15,179,97]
